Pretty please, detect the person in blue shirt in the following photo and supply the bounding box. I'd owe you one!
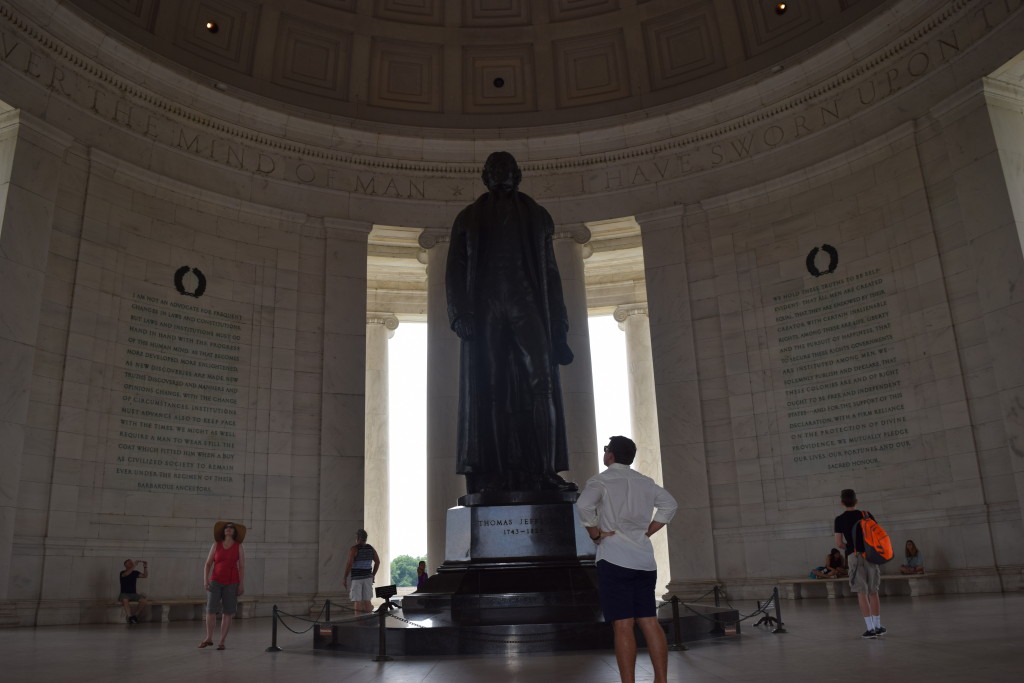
[899,540,925,574]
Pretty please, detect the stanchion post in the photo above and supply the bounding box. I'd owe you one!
[710,590,725,635]
[771,588,787,634]
[668,596,687,651]
[326,599,331,622]
[266,604,282,652]
[373,606,392,661]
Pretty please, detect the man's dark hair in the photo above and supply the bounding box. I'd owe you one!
[481,151,522,190]
[124,559,132,568]
[606,436,637,466]
[356,529,368,542]
[840,489,857,507]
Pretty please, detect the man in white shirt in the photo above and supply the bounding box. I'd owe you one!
[577,436,678,683]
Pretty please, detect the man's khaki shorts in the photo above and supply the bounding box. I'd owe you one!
[848,553,881,593]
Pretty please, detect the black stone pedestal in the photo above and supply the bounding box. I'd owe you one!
[402,495,598,626]
[405,560,600,625]
[305,493,739,656]
[313,600,741,656]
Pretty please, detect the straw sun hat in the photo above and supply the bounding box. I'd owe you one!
[213,521,247,543]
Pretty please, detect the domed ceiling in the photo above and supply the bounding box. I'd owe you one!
[66,0,888,130]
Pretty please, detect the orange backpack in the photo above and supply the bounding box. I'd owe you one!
[857,511,893,564]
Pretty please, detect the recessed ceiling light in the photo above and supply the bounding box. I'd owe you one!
[205,21,219,34]
[775,3,787,15]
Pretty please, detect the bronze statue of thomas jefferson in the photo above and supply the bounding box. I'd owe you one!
[446,152,577,495]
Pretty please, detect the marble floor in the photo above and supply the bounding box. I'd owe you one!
[1,593,1022,682]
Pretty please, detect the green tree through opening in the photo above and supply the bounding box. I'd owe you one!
[390,554,427,587]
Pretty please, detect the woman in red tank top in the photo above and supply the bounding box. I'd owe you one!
[199,521,246,650]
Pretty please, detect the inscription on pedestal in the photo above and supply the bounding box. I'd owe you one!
[106,290,249,496]
[446,504,593,562]
[768,267,911,476]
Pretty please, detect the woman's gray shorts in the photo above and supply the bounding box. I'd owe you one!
[207,580,238,615]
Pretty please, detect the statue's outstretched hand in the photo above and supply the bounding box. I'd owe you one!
[453,317,475,340]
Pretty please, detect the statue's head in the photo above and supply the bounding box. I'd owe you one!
[482,152,522,191]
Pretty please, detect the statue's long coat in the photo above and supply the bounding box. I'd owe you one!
[445,190,570,481]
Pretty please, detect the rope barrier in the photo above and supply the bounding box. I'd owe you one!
[270,584,785,656]
[382,610,427,628]
[676,587,785,633]
[268,600,377,643]
[273,602,348,635]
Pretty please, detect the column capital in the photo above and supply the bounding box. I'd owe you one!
[323,216,374,239]
[418,228,451,250]
[613,303,649,327]
[367,313,400,338]
[553,223,592,245]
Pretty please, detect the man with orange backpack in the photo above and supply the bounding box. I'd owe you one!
[834,488,887,638]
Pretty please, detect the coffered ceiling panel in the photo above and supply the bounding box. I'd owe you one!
[173,0,259,74]
[734,0,822,58]
[309,0,357,10]
[550,0,620,23]
[368,38,444,112]
[463,43,536,113]
[553,29,630,108]
[374,0,445,27]
[61,0,890,128]
[90,0,159,30]
[644,3,725,91]
[462,0,531,28]
[271,14,352,98]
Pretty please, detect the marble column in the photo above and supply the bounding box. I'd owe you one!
[635,206,718,595]
[982,84,1024,539]
[941,84,1024,560]
[614,304,671,595]
[0,111,73,624]
[319,217,372,595]
[419,229,463,573]
[365,313,398,585]
[552,225,599,487]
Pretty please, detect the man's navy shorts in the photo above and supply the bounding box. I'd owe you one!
[596,559,658,622]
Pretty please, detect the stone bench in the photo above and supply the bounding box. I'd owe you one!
[106,597,257,622]
[778,573,934,599]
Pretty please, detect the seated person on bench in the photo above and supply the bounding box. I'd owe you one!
[119,559,149,623]
[810,548,847,578]
[899,540,925,574]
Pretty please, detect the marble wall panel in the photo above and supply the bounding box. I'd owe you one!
[672,115,1024,585]
[287,554,316,594]
[1,143,368,608]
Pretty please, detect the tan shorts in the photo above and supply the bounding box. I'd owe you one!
[349,577,373,602]
[848,554,881,593]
